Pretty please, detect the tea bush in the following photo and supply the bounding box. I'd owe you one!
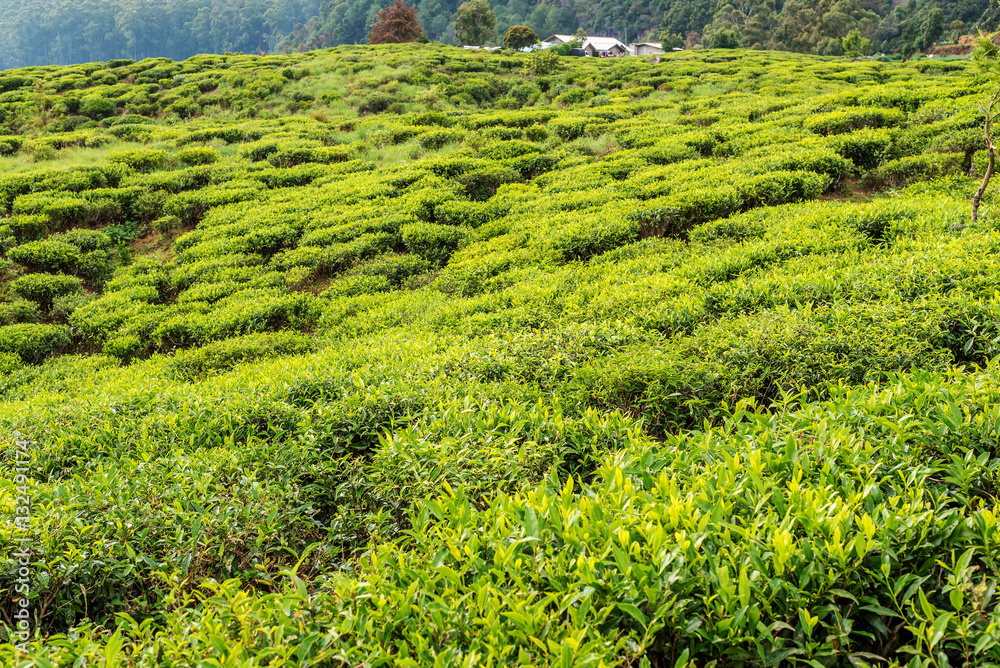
[175,146,219,165]
[861,153,965,189]
[168,331,316,379]
[1,44,999,668]
[0,323,70,362]
[107,148,168,172]
[7,239,80,273]
[8,273,83,308]
[803,107,907,134]
[401,221,467,265]
[0,299,41,325]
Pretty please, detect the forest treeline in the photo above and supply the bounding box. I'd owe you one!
[287,0,1000,54]
[2,0,1000,70]
[0,0,324,70]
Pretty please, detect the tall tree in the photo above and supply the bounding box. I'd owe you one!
[455,0,496,45]
[842,27,869,57]
[503,24,538,49]
[922,7,945,47]
[369,0,426,43]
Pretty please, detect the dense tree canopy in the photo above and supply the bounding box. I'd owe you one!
[283,0,1000,56]
[455,0,498,46]
[503,25,540,49]
[0,0,324,70]
[2,0,1000,69]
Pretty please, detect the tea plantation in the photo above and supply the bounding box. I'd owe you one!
[1,43,999,666]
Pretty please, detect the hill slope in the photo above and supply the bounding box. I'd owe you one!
[283,0,1000,55]
[0,43,999,665]
[4,0,1000,70]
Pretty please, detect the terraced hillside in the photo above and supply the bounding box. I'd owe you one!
[1,44,999,666]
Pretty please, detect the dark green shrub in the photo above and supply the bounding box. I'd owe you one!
[434,200,500,227]
[641,142,700,165]
[266,147,319,168]
[102,334,142,362]
[8,240,80,273]
[479,140,541,160]
[322,274,394,298]
[736,171,831,208]
[359,92,394,115]
[0,136,24,155]
[6,215,50,242]
[0,75,32,92]
[524,125,549,142]
[347,253,433,286]
[130,166,213,194]
[105,114,154,126]
[164,182,263,225]
[0,299,41,325]
[168,332,316,380]
[132,190,168,222]
[50,291,96,322]
[804,107,906,135]
[546,217,642,262]
[240,140,281,162]
[108,148,168,172]
[401,222,467,265]
[549,116,589,141]
[266,146,352,168]
[510,83,541,107]
[153,215,184,233]
[9,273,83,308]
[85,134,115,148]
[455,165,522,200]
[44,196,110,227]
[843,201,919,243]
[502,152,559,178]
[554,89,593,106]
[418,129,465,149]
[832,128,894,170]
[690,210,769,242]
[176,289,318,346]
[0,323,71,363]
[409,111,453,127]
[632,187,742,238]
[175,147,220,165]
[860,152,964,189]
[80,95,116,120]
[61,229,113,252]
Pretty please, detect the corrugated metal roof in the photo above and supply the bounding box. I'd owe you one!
[583,37,626,50]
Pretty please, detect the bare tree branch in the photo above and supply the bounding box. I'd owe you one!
[972,89,1000,223]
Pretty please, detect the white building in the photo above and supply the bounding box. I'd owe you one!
[630,42,664,56]
[581,37,628,57]
[542,34,658,58]
[541,34,578,46]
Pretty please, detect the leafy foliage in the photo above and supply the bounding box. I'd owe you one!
[503,25,539,50]
[369,0,426,45]
[455,0,498,46]
[0,42,999,668]
[522,48,559,75]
